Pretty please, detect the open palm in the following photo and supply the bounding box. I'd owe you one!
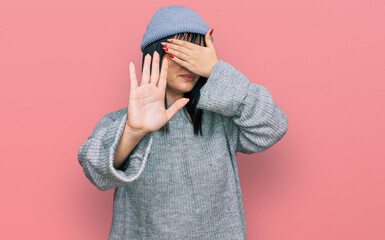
[126,51,190,135]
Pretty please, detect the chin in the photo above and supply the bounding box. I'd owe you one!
[179,87,194,93]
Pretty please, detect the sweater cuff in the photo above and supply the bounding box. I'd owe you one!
[196,60,250,116]
[101,112,153,183]
[79,110,153,190]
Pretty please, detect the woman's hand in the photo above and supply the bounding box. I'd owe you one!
[126,51,190,136]
[161,28,219,78]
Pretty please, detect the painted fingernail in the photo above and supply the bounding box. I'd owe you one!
[167,39,173,42]
[161,42,167,46]
[170,54,174,58]
[210,28,214,35]
[162,47,168,51]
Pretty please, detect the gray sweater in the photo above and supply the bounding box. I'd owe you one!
[78,60,288,240]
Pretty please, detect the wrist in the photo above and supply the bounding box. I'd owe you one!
[206,59,219,78]
[124,123,148,138]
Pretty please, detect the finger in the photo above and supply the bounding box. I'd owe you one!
[141,54,151,86]
[129,61,137,95]
[168,54,188,68]
[158,56,168,91]
[167,38,195,50]
[149,51,160,85]
[164,42,192,56]
[166,98,190,122]
[163,47,189,62]
[205,28,214,49]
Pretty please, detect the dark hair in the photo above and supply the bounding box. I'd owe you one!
[141,32,208,136]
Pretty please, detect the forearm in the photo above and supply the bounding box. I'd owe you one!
[114,124,147,169]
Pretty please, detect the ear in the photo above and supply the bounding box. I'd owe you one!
[205,28,214,49]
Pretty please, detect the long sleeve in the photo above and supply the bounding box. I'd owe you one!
[77,109,153,191]
[196,60,288,154]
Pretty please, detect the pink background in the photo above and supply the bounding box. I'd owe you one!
[1,1,384,239]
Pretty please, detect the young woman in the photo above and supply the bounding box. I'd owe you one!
[78,6,288,240]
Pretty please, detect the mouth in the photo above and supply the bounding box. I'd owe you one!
[180,74,196,81]
[180,74,195,78]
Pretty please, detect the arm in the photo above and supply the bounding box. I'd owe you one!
[114,123,147,170]
[77,109,153,191]
[196,60,288,153]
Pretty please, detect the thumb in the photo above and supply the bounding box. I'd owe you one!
[165,98,190,122]
[205,28,214,49]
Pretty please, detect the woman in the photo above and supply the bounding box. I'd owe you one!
[78,5,288,240]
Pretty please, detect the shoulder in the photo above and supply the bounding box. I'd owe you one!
[100,107,127,122]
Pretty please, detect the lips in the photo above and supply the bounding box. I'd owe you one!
[180,74,195,78]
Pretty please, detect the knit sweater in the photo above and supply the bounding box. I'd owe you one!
[78,60,288,240]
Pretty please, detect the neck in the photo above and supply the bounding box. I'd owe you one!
[166,89,184,105]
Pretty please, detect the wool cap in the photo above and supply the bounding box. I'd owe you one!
[141,6,213,53]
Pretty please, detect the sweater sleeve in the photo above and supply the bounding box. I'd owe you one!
[77,109,153,191]
[196,60,288,153]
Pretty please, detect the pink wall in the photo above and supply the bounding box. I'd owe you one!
[1,1,384,239]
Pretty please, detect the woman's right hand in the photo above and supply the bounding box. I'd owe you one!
[125,51,190,136]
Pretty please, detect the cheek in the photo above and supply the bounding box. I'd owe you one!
[168,59,179,68]
[166,62,180,76]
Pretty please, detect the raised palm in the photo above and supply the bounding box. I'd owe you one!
[126,51,190,135]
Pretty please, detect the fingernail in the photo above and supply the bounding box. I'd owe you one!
[170,54,174,58]
[210,28,214,35]
[161,42,167,46]
[167,39,173,43]
[162,47,168,51]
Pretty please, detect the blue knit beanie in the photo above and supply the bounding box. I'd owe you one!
[141,6,213,53]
